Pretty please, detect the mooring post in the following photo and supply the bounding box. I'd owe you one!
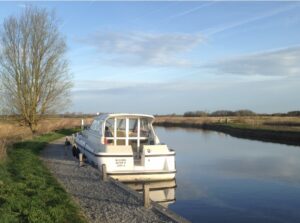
[79,153,83,167]
[102,164,107,181]
[64,137,69,156]
[81,119,84,130]
[143,183,150,208]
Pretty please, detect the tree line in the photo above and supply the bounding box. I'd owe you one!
[182,110,300,117]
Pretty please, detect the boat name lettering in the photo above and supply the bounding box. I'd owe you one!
[115,159,126,167]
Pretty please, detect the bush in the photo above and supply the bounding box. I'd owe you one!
[234,110,256,116]
[183,111,209,117]
[287,111,300,116]
[210,110,235,116]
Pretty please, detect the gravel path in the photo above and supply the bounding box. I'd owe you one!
[40,138,175,223]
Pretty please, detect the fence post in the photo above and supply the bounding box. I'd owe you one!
[143,183,150,208]
[102,164,107,181]
[79,153,83,167]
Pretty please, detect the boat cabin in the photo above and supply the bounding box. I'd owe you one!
[90,114,159,156]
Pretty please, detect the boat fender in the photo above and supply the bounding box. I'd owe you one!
[72,145,80,159]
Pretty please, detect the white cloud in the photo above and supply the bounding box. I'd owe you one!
[83,31,203,67]
[205,46,300,77]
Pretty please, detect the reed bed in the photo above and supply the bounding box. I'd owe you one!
[154,116,300,132]
[0,117,93,161]
[0,118,92,139]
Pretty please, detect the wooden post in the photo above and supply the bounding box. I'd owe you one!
[102,164,107,181]
[79,153,83,167]
[81,119,84,130]
[64,137,68,157]
[143,183,150,208]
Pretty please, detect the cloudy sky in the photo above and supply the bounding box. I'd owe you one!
[0,1,299,114]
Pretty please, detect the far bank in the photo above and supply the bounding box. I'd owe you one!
[154,116,300,146]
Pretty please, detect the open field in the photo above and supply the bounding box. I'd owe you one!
[0,129,87,222]
[154,116,300,146]
[0,117,93,141]
[0,117,93,160]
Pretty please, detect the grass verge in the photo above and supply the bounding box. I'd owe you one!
[0,129,87,223]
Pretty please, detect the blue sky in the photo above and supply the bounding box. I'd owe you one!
[0,1,299,114]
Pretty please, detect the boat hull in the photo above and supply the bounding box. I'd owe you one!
[74,137,176,182]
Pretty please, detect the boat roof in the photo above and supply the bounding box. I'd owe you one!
[96,113,154,121]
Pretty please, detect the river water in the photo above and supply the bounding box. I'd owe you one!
[154,126,300,223]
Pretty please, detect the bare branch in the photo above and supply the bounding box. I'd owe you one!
[0,7,72,132]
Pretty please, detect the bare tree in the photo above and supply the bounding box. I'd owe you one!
[0,7,72,133]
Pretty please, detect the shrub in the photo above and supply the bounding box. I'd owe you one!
[210,110,235,116]
[287,111,300,116]
[234,109,256,116]
[183,111,208,117]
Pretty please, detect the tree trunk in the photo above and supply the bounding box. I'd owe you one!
[29,122,37,134]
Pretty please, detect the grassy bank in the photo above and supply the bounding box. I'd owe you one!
[154,116,300,146]
[0,129,87,223]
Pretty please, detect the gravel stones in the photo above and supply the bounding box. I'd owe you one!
[40,138,175,223]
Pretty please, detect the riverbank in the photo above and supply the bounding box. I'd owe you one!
[0,129,185,223]
[41,138,184,223]
[154,116,300,146]
[0,117,93,142]
[0,129,87,222]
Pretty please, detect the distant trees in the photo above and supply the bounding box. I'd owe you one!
[210,110,236,116]
[0,7,72,132]
[182,109,300,117]
[233,110,256,116]
[287,111,300,116]
[183,109,256,117]
[183,111,208,117]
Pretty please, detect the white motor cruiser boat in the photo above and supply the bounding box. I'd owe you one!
[73,113,176,182]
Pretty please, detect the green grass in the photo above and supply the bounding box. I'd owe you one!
[0,128,87,223]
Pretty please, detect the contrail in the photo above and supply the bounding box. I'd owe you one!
[130,1,182,24]
[203,3,300,37]
[165,1,217,22]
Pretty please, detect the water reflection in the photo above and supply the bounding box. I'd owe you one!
[125,179,176,208]
[155,126,300,223]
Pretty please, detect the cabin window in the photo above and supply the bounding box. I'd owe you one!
[90,120,96,130]
[128,118,138,152]
[140,118,151,137]
[103,117,153,147]
[116,139,126,145]
[128,119,138,137]
[90,120,100,132]
[116,119,126,137]
[104,118,114,144]
[105,118,114,137]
